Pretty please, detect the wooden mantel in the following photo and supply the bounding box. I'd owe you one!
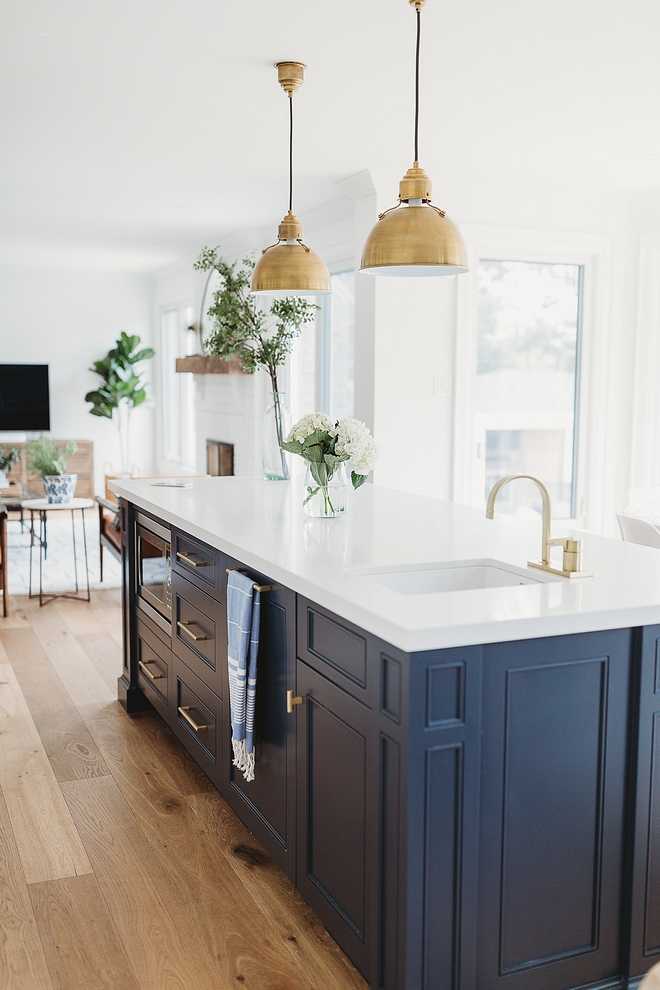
[175,356,244,374]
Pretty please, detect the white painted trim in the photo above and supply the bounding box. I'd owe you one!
[630,235,660,488]
[453,225,615,533]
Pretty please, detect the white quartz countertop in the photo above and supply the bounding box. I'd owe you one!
[110,476,660,653]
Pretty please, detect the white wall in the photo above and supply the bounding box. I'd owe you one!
[0,265,154,493]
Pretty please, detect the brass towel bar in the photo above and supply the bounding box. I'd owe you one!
[226,568,273,593]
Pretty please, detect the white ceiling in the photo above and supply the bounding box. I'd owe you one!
[2,0,660,272]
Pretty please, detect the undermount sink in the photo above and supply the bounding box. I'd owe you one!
[348,558,562,595]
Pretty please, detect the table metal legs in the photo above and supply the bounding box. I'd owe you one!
[28,508,91,606]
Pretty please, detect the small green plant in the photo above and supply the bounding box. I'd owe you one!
[0,446,19,473]
[24,437,77,478]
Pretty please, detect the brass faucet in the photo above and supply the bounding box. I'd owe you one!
[485,474,591,579]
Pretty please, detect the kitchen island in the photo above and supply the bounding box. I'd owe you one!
[111,475,660,990]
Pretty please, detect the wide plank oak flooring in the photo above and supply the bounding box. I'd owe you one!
[0,594,369,990]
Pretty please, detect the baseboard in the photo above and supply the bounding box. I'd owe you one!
[117,675,153,714]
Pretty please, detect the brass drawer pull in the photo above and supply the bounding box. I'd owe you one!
[139,660,163,681]
[226,567,273,593]
[177,620,207,642]
[286,689,304,714]
[178,706,207,732]
[177,551,211,568]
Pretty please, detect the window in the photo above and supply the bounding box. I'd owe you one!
[161,305,196,469]
[475,260,583,519]
[289,270,355,425]
[320,271,355,420]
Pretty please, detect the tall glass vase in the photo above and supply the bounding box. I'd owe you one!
[303,461,349,517]
[263,391,291,481]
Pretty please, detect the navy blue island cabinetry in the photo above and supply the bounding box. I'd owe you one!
[117,499,660,990]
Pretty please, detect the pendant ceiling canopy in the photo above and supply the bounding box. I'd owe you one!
[251,61,331,297]
[360,0,469,278]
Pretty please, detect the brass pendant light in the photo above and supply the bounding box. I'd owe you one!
[360,0,469,277]
[251,62,331,296]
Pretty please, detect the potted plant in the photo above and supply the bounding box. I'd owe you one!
[194,248,318,480]
[0,446,19,487]
[282,413,378,517]
[24,437,78,504]
[85,332,155,475]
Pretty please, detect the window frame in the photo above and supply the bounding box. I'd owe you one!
[453,227,615,532]
[160,302,196,471]
[317,268,356,419]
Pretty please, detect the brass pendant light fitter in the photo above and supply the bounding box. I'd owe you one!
[251,62,331,296]
[360,0,469,277]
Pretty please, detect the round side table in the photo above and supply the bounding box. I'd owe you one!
[23,498,94,606]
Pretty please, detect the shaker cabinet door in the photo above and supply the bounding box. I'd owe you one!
[222,563,297,882]
[295,659,378,984]
[477,629,633,990]
[629,624,660,982]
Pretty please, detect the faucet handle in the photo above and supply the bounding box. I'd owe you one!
[549,537,583,574]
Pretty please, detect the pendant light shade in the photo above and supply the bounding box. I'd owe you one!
[251,62,331,296]
[360,2,468,277]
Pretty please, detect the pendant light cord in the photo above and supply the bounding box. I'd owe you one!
[414,8,421,164]
[289,96,294,213]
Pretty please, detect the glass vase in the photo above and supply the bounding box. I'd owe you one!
[263,392,291,481]
[303,461,349,518]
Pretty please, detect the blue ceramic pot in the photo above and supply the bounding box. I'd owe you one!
[43,474,77,504]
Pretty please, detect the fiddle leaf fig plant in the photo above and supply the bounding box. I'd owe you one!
[85,332,155,474]
[85,332,155,420]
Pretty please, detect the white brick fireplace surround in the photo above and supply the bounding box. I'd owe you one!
[193,370,270,477]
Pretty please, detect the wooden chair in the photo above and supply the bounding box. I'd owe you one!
[616,513,660,549]
[0,505,8,617]
[97,496,121,583]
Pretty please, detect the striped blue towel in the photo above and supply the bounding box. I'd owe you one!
[227,570,261,782]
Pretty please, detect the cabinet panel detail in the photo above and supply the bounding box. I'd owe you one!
[306,607,367,688]
[172,572,224,700]
[380,734,401,990]
[381,655,402,723]
[177,674,218,763]
[426,662,465,728]
[423,743,462,990]
[654,639,660,694]
[500,657,607,973]
[645,712,660,953]
[307,697,367,939]
[230,597,289,847]
[136,620,170,708]
[172,529,220,597]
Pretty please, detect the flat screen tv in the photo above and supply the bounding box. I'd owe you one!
[0,365,50,431]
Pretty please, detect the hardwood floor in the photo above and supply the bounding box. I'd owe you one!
[0,593,368,990]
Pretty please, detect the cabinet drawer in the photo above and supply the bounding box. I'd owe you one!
[172,529,222,598]
[136,618,172,719]
[298,597,373,707]
[172,572,224,699]
[172,656,222,789]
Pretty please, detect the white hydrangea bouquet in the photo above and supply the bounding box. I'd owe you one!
[282,413,378,517]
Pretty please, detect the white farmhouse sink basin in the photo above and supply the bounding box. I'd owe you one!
[348,558,562,595]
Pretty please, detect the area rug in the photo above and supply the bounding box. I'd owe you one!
[6,513,122,595]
